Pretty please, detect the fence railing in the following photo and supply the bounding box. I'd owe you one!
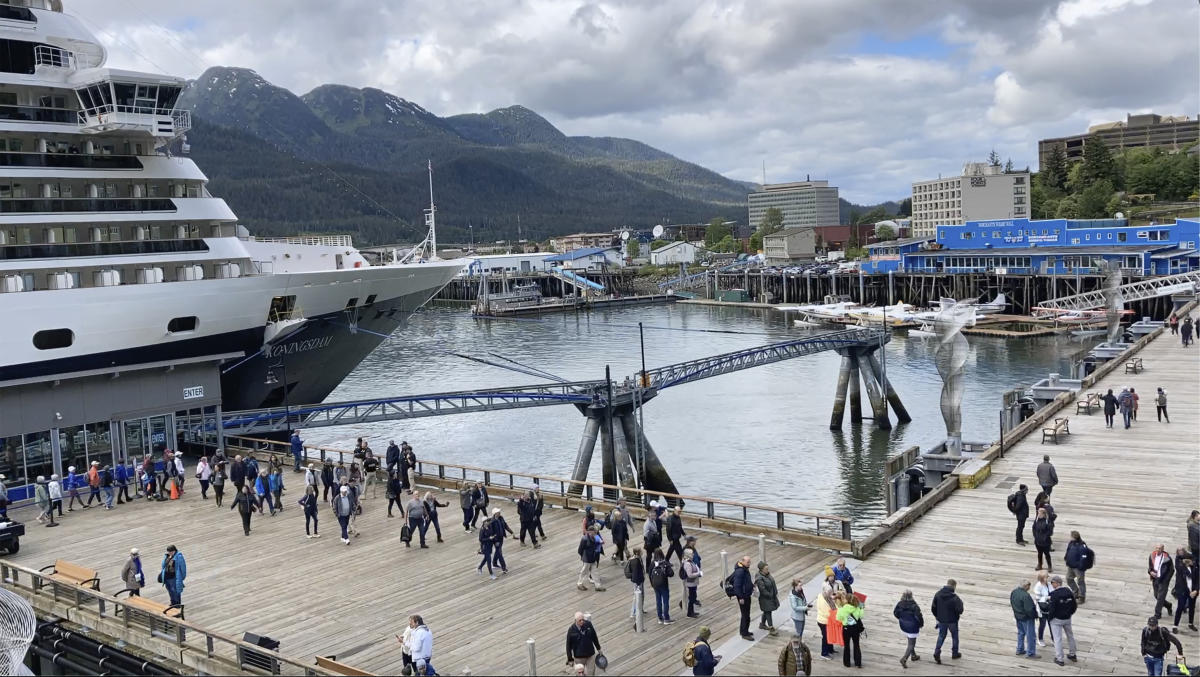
[226,435,854,549]
[0,560,338,676]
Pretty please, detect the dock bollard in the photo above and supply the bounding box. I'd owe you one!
[526,638,536,676]
[757,533,767,566]
[635,585,645,633]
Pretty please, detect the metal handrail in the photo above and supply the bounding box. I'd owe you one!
[226,435,854,543]
[0,560,337,676]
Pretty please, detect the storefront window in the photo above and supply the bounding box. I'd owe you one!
[22,430,53,484]
[0,435,20,485]
[58,424,86,475]
[85,421,113,465]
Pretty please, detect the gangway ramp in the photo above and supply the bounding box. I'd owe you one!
[549,267,605,293]
[1036,270,1200,312]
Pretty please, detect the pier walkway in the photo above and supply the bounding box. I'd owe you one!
[724,324,1200,675]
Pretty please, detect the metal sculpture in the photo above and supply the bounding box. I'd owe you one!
[932,300,976,456]
[0,588,35,676]
[1101,261,1124,343]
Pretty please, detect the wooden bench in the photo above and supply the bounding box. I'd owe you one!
[38,560,99,590]
[117,591,185,640]
[1041,417,1070,444]
[1125,357,1143,374]
[1075,392,1099,415]
[316,655,376,676]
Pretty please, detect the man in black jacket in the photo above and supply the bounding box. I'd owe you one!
[1172,552,1197,633]
[566,612,602,676]
[1142,616,1183,676]
[732,555,755,640]
[1047,575,1077,666]
[931,579,963,663]
[1011,484,1030,545]
[385,440,400,475]
[518,491,540,548]
[533,487,547,540]
[665,506,686,564]
[1150,544,1176,619]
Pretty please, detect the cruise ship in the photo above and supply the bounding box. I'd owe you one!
[0,0,464,411]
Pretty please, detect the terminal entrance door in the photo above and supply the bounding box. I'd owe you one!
[121,414,173,461]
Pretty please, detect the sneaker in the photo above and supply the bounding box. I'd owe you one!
[663,619,675,625]
[534,543,541,549]
[1027,654,1040,659]
[1068,654,1077,662]
[657,619,664,625]
[577,584,588,591]
[306,534,314,539]
[1038,640,1046,647]
[1054,659,1065,666]
[740,634,754,641]
[952,653,962,660]
[820,655,832,661]
[758,622,768,630]
[489,575,497,580]
[313,533,321,538]
[687,613,700,618]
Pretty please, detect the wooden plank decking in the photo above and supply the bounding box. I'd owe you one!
[724,325,1200,675]
[3,480,834,674]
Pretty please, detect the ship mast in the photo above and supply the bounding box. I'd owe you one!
[424,159,438,261]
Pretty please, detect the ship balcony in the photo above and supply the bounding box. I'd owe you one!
[0,104,77,125]
[33,45,102,71]
[0,197,176,214]
[0,151,143,170]
[78,104,191,138]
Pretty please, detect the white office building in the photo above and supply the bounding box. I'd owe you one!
[911,162,1030,238]
[747,181,840,232]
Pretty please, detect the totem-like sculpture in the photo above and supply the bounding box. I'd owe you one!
[932,301,976,456]
[1100,261,1124,343]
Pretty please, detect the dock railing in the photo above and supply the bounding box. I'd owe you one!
[0,560,340,676]
[225,435,854,552]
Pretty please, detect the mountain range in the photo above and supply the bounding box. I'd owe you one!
[177,67,757,245]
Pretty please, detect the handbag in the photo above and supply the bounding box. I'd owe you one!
[594,653,608,670]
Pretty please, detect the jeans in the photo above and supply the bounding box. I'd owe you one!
[1050,617,1076,661]
[337,515,350,540]
[462,507,473,529]
[1122,409,1132,428]
[935,621,959,656]
[902,636,918,662]
[630,586,643,618]
[1145,655,1164,676]
[199,479,210,498]
[293,451,302,472]
[738,597,752,637]
[1041,484,1053,497]
[1038,615,1049,640]
[687,586,698,616]
[792,617,805,637]
[1067,567,1086,599]
[103,486,114,507]
[1175,592,1196,627]
[842,628,861,667]
[428,512,441,539]
[164,581,181,606]
[654,586,671,621]
[1016,618,1036,655]
[479,547,493,575]
[408,517,427,546]
[305,513,318,535]
[818,623,832,656]
[491,541,507,571]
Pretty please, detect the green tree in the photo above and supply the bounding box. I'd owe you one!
[704,217,731,247]
[758,206,784,235]
[1077,179,1114,218]
[875,223,896,241]
[857,206,888,225]
[1004,158,1014,173]
[649,239,670,251]
[1080,136,1117,187]
[1104,192,1124,217]
[1054,195,1080,219]
[897,197,912,217]
[988,149,1002,167]
[627,238,640,258]
[714,234,738,253]
[1042,145,1069,192]
[749,230,763,252]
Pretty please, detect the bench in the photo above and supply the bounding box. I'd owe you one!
[315,655,376,676]
[1041,417,1070,445]
[1075,393,1099,415]
[117,591,185,640]
[1124,357,1143,374]
[38,560,99,590]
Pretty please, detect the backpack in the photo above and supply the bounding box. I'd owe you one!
[724,573,736,598]
[680,561,689,580]
[1006,492,1019,514]
[624,559,634,580]
[682,640,705,668]
[1080,545,1096,571]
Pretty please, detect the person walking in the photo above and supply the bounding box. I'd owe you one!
[158,545,186,607]
[1036,455,1058,497]
[627,546,645,623]
[113,459,129,504]
[816,572,837,659]
[1034,507,1055,572]
[733,555,755,640]
[85,461,102,506]
[471,481,489,528]
[173,452,186,495]
[405,615,434,676]
[832,557,855,595]
[121,548,145,596]
[66,466,85,511]
[689,626,721,676]
[491,507,513,571]
[407,491,429,548]
[253,470,271,515]
[1156,387,1170,423]
[1102,388,1119,428]
[33,477,50,524]
[1119,387,1136,429]
[1034,570,1052,648]
[518,490,541,548]
[387,472,406,519]
[1065,531,1094,604]
[1011,580,1039,659]
[231,484,257,535]
[577,525,605,591]
[1182,317,1194,347]
[1132,386,1141,421]
[385,440,400,476]
[1169,313,1179,334]
[789,578,811,639]
[756,561,780,636]
[565,612,602,676]
[649,548,674,624]
[1151,544,1176,619]
[1009,484,1031,546]
[331,485,355,545]
[665,506,686,564]
[196,456,211,499]
[682,548,701,618]
[894,589,923,668]
[457,481,474,532]
[211,461,226,507]
[290,430,304,472]
[477,515,497,579]
[422,491,447,543]
[299,485,320,539]
[269,465,284,513]
[48,474,63,517]
[533,486,548,541]
[1143,615,1184,676]
[230,455,247,495]
[643,513,663,577]
[609,508,627,560]
[319,458,334,502]
[836,593,865,669]
[1047,574,1078,666]
[100,464,115,509]
[931,579,963,664]
[1172,552,1197,633]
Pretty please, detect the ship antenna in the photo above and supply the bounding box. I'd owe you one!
[425,159,438,261]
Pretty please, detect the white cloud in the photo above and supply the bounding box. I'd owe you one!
[67,0,1197,204]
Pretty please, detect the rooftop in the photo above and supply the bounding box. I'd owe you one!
[866,236,930,249]
[763,227,814,238]
[543,246,617,261]
[912,243,1171,256]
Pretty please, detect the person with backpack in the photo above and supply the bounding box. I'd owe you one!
[1010,580,1039,660]
[1047,575,1077,666]
[1150,544,1176,620]
[1102,388,1119,428]
[650,548,675,625]
[1033,507,1054,572]
[732,555,755,640]
[471,481,489,528]
[626,546,646,623]
[100,464,115,509]
[386,472,405,519]
[756,561,780,635]
[836,593,865,668]
[685,626,720,676]
[1156,387,1170,423]
[682,547,702,618]
[577,525,604,591]
[1119,387,1135,429]
[931,579,963,664]
[1036,455,1058,497]
[1064,531,1094,604]
[1143,616,1184,676]
[1009,484,1031,546]
[894,589,924,668]
[477,516,497,579]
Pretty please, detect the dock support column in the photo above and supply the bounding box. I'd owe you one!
[612,413,638,493]
[865,351,912,424]
[568,415,600,495]
[859,355,892,430]
[619,413,680,500]
[829,354,852,430]
[847,355,863,423]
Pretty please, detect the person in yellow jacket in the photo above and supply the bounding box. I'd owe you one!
[836,595,865,669]
[815,569,837,660]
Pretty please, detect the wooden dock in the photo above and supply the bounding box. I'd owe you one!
[724,322,1200,675]
[476,293,677,316]
[3,476,835,674]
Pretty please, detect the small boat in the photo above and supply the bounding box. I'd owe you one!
[908,322,937,338]
[1069,328,1107,338]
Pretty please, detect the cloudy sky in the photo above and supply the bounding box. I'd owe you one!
[72,0,1197,204]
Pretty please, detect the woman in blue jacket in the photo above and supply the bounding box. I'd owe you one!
[254,471,274,515]
[893,589,924,668]
[268,468,284,514]
[159,545,186,607]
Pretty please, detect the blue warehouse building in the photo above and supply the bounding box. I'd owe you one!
[862,218,1199,276]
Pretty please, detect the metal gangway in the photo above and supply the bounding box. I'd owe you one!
[658,261,742,291]
[214,327,889,436]
[548,267,605,293]
[1035,270,1200,312]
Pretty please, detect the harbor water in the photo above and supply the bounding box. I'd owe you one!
[312,303,1096,533]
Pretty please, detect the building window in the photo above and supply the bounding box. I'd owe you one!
[1085,234,1091,241]
[962,232,972,240]
[167,316,198,333]
[33,328,73,350]
[1071,238,1080,244]
[21,431,53,486]
[1118,232,1127,242]
[992,231,1000,238]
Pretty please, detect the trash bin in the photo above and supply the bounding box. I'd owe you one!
[239,632,281,673]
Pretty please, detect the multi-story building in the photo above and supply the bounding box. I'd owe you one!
[762,227,817,265]
[548,232,616,253]
[1038,113,1198,167]
[747,181,839,232]
[911,162,1030,238]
